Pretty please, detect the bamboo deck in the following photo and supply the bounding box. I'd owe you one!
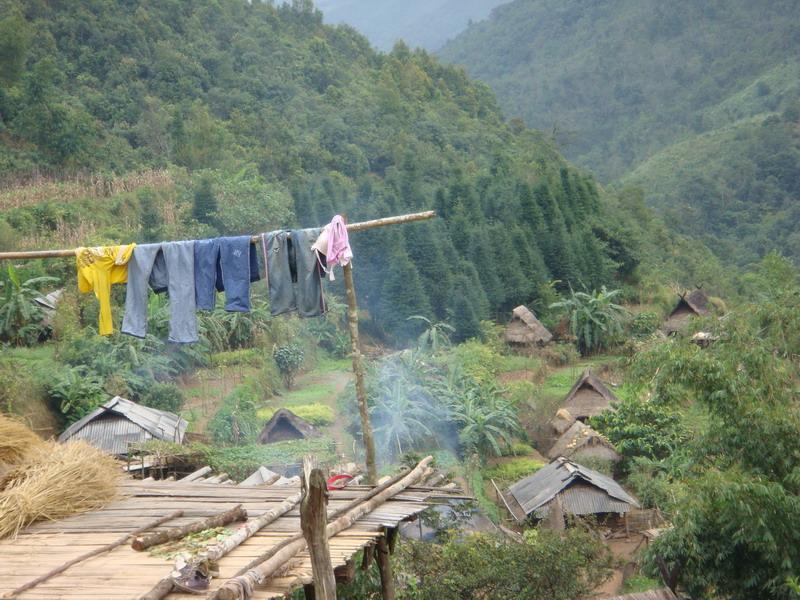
[0,479,449,599]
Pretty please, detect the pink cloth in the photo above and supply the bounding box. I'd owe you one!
[326,215,353,268]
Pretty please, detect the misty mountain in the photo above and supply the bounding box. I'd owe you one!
[0,0,650,342]
[439,0,800,265]
[315,0,508,51]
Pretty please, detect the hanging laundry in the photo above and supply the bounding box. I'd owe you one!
[194,236,260,312]
[311,214,353,281]
[75,244,136,336]
[262,228,325,317]
[122,241,198,343]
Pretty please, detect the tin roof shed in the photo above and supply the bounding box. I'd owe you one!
[58,396,187,455]
[505,457,638,522]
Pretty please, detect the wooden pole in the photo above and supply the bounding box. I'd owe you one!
[138,493,303,600]
[230,467,414,579]
[343,260,377,485]
[301,468,336,600]
[375,533,395,600]
[0,211,436,261]
[210,456,433,600]
[132,504,246,551]
[2,510,183,599]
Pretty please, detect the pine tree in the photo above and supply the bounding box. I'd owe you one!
[192,177,218,225]
[138,189,161,242]
[379,246,432,342]
[448,273,483,342]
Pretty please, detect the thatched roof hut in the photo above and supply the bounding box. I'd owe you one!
[561,369,619,421]
[257,408,320,444]
[58,396,187,455]
[663,289,710,335]
[504,305,552,346]
[547,420,620,463]
[551,408,576,435]
[503,457,639,523]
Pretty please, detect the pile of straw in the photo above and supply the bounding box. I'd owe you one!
[0,414,45,465]
[0,439,121,539]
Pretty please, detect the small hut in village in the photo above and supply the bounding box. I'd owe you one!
[58,396,187,455]
[503,457,639,525]
[561,368,619,422]
[662,288,710,334]
[257,408,320,444]
[548,420,621,463]
[504,305,552,347]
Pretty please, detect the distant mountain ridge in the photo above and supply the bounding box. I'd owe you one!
[439,0,800,265]
[316,0,508,51]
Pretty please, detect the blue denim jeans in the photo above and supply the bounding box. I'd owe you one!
[122,241,198,343]
[263,228,324,317]
[194,236,260,312]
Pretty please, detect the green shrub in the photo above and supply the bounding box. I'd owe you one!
[196,438,336,480]
[273,343,304,389]
[500,441,536,457]
[451,340,503,386]
[630,311,659,336]
[47,365,106,424]
[207,386,259,445]
[291,403,334,426]
[140,382,184,413]
[484,457,544,488]
[209,348,265,368]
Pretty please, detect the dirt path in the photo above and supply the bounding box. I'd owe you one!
[290,368,354,460]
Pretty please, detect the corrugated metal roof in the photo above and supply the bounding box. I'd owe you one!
[58,396,187,455]
[507,457,638,520]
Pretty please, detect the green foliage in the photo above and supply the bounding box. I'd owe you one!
[0,9,30,87]
[451,383,520,461]
[450,340,502,386]
[192,177,217,227]
[289,403,334,426]
[353,530,613,600]
[140,382,184,414]
[550,287,627,355]
[196,438,336,481]
[207,386,260,446]
[47,366,106,423]
[0,0,641,343]
[273,344,305,389]
[590,398,688,473]
[644,469,800,600]
[441,1,800,269]
[484,457,543,488]
[629,311,660,337]
[407,315,454,354]
[0,266,58,345]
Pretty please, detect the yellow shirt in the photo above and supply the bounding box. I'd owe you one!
[75,244,136,336]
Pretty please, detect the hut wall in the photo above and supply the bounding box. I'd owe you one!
[263,420,305,443]
[572,444,620,463]
[564,387,611,419]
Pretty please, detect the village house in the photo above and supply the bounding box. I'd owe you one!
[257,408,321,444]
[503,457,639,527]
[504,305,553,347]
[58,396,187,455]
[662,289,711,335]
[560,368,620,423]
[548,420,621,463]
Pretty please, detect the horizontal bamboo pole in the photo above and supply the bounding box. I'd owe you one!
[0,211,436,261]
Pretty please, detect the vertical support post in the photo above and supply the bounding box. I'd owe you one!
[342,262,377,485]
[301,467,336,600]
[375,532,395,600]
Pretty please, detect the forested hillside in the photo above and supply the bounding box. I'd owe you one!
[0,0,652,343]
[439,0,800,267]
[315,0,508,51]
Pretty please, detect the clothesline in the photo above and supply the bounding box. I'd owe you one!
[0,210,436,260]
